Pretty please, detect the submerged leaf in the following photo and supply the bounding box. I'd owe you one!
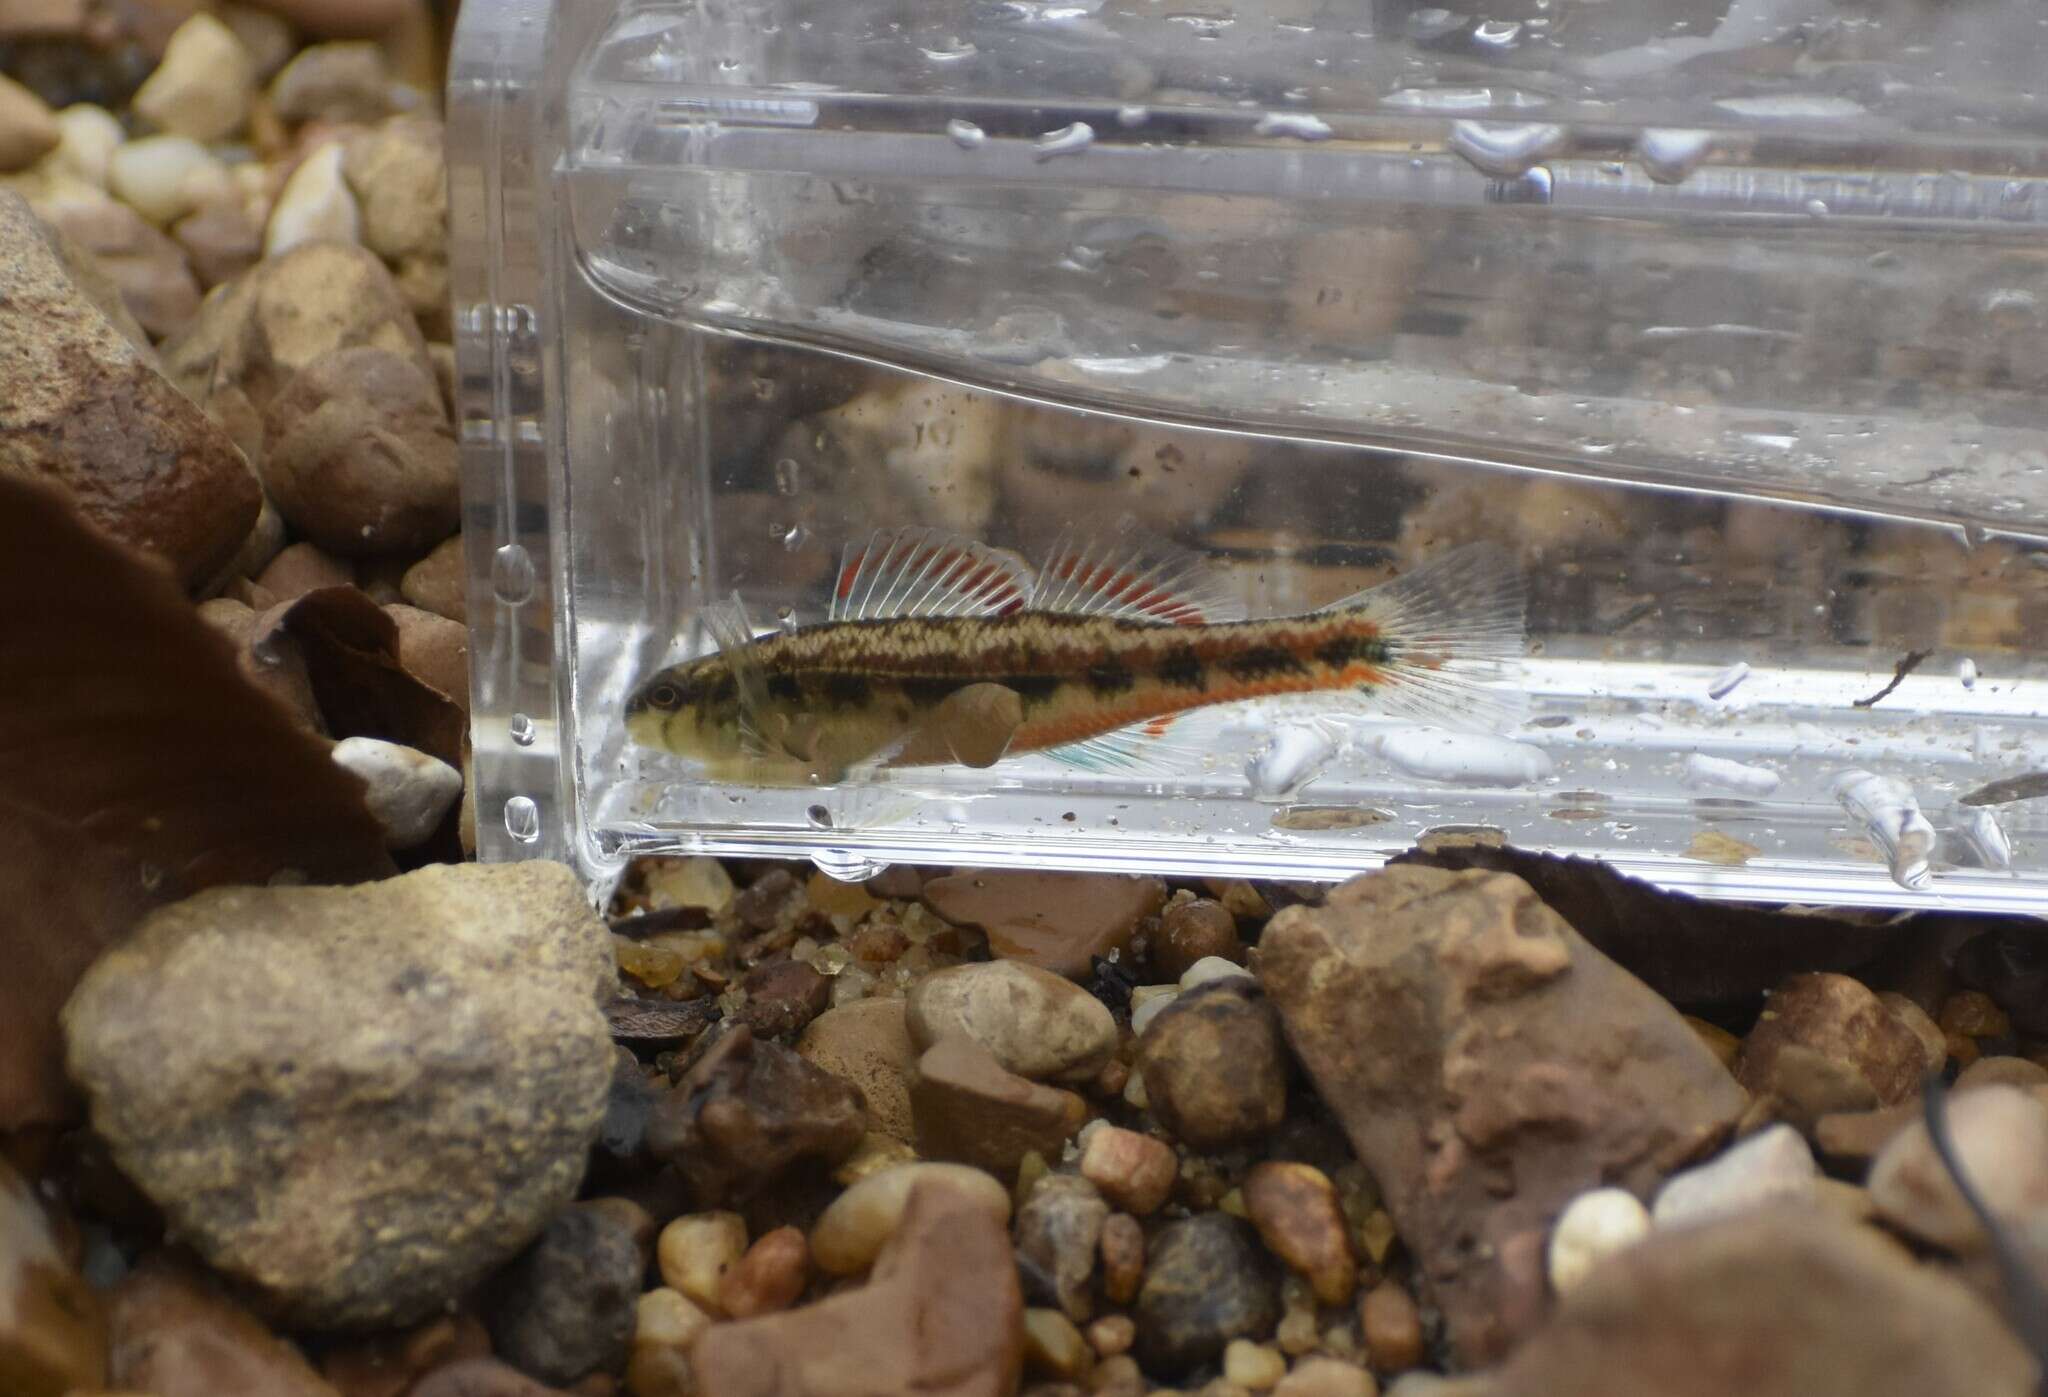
[0,476,394,1129]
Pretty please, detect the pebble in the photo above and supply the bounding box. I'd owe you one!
[656,1211,748,1314]
[1093,1354,1144,1395]
[1181,956,1256,990]
[907,960,1118,1084]
[1243,1162,1357,1306]
[623,1288,710,1397]
[386,602,468,709]
[1137,980,1289,1151]
[1273,1357,1379,1397]
[1957,1055,2048,1092]
[1546,1186,1651,1295]
[320,1313,491,1396]
[400,532,467,621]
[1878,992,1947,1072]
[265,139,361,255]
[1737,972,1940,1108]
[811,1162,1011,1275]
[1079,1125,1179,1216]
[1152,898,1243,981]
[173,195,264,288]
[31,179,202,338]
[1024,1308,1093,1381]
[407,1358,566,1397]
[1100,1212,1145,1304]
[341,113,444,321]
[62,862,615,1330]
[738,958,831,1039]
[1940,990,2013,1041]
[1014,1173,1109,1322]
[912,1034,1089,1176]
[1682,1015,1742,1071]
[1,1158,105,1396]
[645,1026,866,1206]
[47,103,123,187]
[1129,986,1178,1036]
[717,1226,810,1319]
[330,734,461,847]
[249,0,417,39]
[269,41,395,125]
[0,73,58,172]
[106,1255,334,1396]
[1087,1315,1135,1357]
[1224,1340,1288,1390]
[488,1200,643,1386]
[107,133,226,225]
[1358,1281,1424,1373]
[1135,1213,1282,1376]
[797,997,917,1143]
[921,870,1167,979]
[1868,1083,2048,1250]
[132,13,255,140]
[258,539,355,599]
[1652,1123,1817,1228]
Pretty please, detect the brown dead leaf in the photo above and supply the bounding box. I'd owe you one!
[0,476,394,1130]
[260,585,465,768]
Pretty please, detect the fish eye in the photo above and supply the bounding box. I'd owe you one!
[647,683,681,710]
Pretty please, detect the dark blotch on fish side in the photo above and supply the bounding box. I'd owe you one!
[1156,644,1206,689]
[765,671,803,703]
[1223,644,1306,682]
[1007,673,1062,702]
[819,672,872,708]
[1087,658,1136,695]
[900,675,963,708]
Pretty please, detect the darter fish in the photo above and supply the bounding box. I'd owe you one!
[626,525,1526,785]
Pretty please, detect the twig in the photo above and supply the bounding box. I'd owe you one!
[1853,649,1931,708]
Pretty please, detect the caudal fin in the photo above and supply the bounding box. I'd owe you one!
[1322,543,1529,732]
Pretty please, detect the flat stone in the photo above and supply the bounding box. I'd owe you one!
[487,1201,643,1387]
[1133,1213,1281,1377]
[1868,1084,2048,1251]
[1136,979,1288,1151]
[62,861,616,1330]
[1488,1207,2038,1397]
[907,960,1117,1084]
[922,871,1166,980]
[1652,1124,1817,1229]
[399,532,466,622]
[107,1255,338,1396]
[1258,865,1746,1364]
[796,998,917,1144]
[0,189,258,589]
[695,1178,1024,1397]
[330,735,460,849]
[912,1035,1087,1176]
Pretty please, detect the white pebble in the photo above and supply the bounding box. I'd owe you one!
[1681,752,1781,796]
[1130,985,1179,1036]
[107,134,228,225]
[264,140,360,255]
[46,104,123,188]
[1179,956,1255,991]
[1547,1186,1650,1294]
[331,736,462,849]
[132,13,255,142]
[810,1163,1010,1275]
[1652,1123,1816,1229]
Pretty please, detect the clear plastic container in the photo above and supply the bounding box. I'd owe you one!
[448,0,2048,909]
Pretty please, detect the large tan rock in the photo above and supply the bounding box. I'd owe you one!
[1258,865,1747,1364]
[62,861,616,1331]
[0,190,258,588]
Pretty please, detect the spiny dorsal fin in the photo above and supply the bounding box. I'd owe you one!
[699,593,774,758]
[1030,525,1245,625]
[830,527,1033,622]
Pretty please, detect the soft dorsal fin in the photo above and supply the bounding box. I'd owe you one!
[830,527,1034,622]
[1029,526,1245,625]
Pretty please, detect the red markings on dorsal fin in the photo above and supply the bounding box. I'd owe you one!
[830,528,1033,622]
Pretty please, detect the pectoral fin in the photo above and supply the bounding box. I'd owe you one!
[934,682,1025,768]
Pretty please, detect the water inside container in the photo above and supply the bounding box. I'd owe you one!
[455,0,2048,908]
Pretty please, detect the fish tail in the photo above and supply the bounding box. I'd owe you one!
[1324,543,1529,731]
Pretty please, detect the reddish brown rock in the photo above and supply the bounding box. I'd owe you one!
[258,540,356,600]
[1242,1162,1355,1306]
[1257,865,1747,1364]
[194,596,324,731]
[1149,897,1242,982]
[106,1255,338,1396]
[320,1315,491,1397]
[691,1178,1025,1397]
[912,1035,1088,1175]
[0,189,258,589]
[408,1357,572,1397]
[1738,973,1941,1109]
[1135,979,1288,1151]
[400,531,466,621]
[1,1158,106,1397]
[717,1226,810,1319]
[796,998,916,1144]
[31,184,202,338]
[385,601,468,709]
[738,959,832,1040]
[922,871,1166,979]
[1358,1280,1423,1373]
[1099,1213,1143,1306]
[1487,1208,2038,1397]
[173,198,264,290]
[1078,1126,1177,1217]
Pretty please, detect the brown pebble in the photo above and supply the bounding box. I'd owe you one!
[1087,1314,1135,1357]
[912,1035,1090,1176]
[1024,1308,1094,1381]
[1152,898,1243,981]
[1358,1280,1424,1373]
[738,959,831,1040]
[1682,1015,1742,1072]
[323,1315,491,1397]
[1243,1161,1357,1306]
[1079,1126,1178,1216]
[399,533,467,622]
[1090,1354,1145,1396]
[409,1357,564,1396]
[1956,1055,2048,1093]
[1940,990,2012,1041]
[1099,1212,1145,1305]
[1094,1059,1129,1097]
[716,1225,810,1319]
[257,540,356,602]
[848,920,911,964]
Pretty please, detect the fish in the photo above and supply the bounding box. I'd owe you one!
[625,524,1527,786]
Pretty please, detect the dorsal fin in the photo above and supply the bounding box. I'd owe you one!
[1029,525,1244,625]
[699,593,773,757]
[830,527,1034,622]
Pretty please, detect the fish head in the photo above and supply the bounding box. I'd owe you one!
[624,653,748,763]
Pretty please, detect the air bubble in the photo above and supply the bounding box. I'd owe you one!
[1952,804,2012,872]
[1831,770,1934,891]
[1116,105,1149,127]
[1448,120,1566,177]
[945,118,985,149]
[1254,112,1333,141]
[811,848,885,882]
[1681,752,1780,796]
[1033,122,1095,161]
[1958,657,1979,689]
[783,523,809,551]
[1706,662,1750,700]
[1244,723,1339,802]
[1636,128,1711,184]
[509,713,536,746]
[807,803,833,829]
[491,543,536,605]
[503,795,541,844]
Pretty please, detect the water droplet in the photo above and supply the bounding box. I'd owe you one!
[1804,197,1830,219]
[509,713,536,746]
[1116,105,1149,127]
[921,37,978,62]
[491,543,536,605]
[811,848,885,882]
[1245,723,1339,802]
[775,604,798,632]
[1958,657,1979,689]
[1254,112,1333,141]
[806,803,833,829]
[945,118,985,149]
[1831,770,1934,891]
[783,523,809,551]
[1681,752,1781,796]
[1706,661,1750,700]
[1471,18,1520,47]
[1636,128,1711,184]
[1449,120,1566,178]
[774,458,801,495]
[1404,7,1466,42]
[503,795,541,844]
[1951,803,2012,872]
[1033,121,1095,161]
